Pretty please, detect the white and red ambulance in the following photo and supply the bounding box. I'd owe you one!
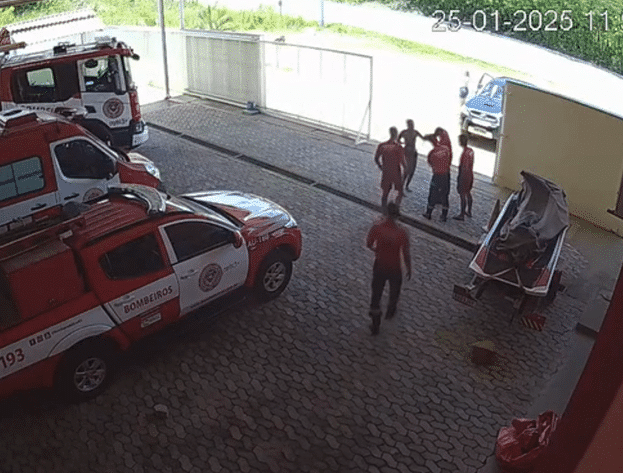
[0,185,301,401]
[0,36,148,149]
[0,107,161,230]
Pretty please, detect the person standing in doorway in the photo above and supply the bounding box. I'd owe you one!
[453,134,474,220]
[366,202,411,335]
[398,119,422,192]
[459,70,470,107]
[374,127,406,210]
[422,128,452,222]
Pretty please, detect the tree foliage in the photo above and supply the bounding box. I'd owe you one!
[3,0,622,74]
[401,0,623,74]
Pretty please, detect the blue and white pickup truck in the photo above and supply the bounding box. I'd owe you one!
[460,74,508,141]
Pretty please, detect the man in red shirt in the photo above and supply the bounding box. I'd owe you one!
[375,127,406,210]
[422,127,452,222]
[453,134,474,220]
[366,202,411,335]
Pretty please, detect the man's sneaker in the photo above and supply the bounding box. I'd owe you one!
[369,309,382,335]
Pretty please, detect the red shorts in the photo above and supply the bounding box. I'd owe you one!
[381,175,402,192]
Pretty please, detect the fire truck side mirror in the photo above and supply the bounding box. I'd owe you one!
[102,157,116,180]
[229,231,243,248]
[131,53,140,60]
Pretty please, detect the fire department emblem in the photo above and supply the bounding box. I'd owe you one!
[83,188,105,202]
[199,264,223,292]
[103,98,124,119]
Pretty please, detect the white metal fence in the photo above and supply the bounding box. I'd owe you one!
[262,41,372,140]
[105,26,372,140]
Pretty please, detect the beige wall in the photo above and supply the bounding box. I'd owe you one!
[495,82,623,235]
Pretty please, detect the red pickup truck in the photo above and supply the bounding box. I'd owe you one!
[0,185,301,401]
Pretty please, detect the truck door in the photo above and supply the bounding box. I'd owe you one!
[78,56,132,135]
[89,231,181,340]
[51,137,121,202]
[159,219,249,316]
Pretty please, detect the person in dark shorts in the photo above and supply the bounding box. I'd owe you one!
[453,134,474,220]
[366,202,411,335]
[422,128,452,222]
[398,119,422,192]
[374,127,406,210]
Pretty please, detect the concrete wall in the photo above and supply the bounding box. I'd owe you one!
[185,30,263,105]
[495,81,623,235]
[101,26,188,94]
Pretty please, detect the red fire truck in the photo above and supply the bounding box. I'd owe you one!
[0,185,301,401]
[0,36,148,149]
[0,107,161,230]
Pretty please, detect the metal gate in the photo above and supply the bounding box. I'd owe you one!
[106,27,373,141]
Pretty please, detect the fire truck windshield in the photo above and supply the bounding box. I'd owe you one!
[82,56,123,93]
[122,56,135,91]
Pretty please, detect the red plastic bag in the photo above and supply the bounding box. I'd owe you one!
[495,410,559,473]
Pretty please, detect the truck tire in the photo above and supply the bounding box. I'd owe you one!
[255,250,293,301]
[55,340,116,402]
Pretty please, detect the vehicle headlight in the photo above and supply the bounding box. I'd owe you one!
[144,162,161,181]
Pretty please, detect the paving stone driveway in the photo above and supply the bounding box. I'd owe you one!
[0,107,587,473]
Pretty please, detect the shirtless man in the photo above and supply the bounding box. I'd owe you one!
[398,119,422,192]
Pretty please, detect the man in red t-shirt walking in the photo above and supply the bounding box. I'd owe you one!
[375,127,406,210]
[422,127,452,222]
[366,202,411,335]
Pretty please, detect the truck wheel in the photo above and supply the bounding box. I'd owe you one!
[255,250,292,301]
[56,341,116,402]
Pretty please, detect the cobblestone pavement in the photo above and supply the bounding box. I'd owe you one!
[0,109,587,473]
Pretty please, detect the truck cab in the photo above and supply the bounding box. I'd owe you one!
[0,37,148,149]
[0,108,161,230]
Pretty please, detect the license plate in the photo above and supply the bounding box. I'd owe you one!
[468,125,490,138]
[453,285,477,307]
[141,312,162,328]
[132,126,149,147]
